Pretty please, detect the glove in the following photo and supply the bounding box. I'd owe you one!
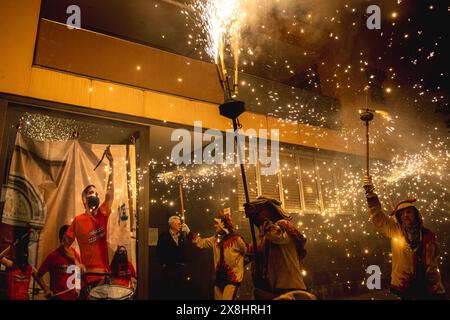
[261,219,274,234]
[181,223,190,235]
[363,176,374,194]
[244,203,257,218]
[366,192,381,209]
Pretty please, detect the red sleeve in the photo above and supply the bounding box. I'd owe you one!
[98,201,111,217]
[37,252,53,278]
[65,218,76,243]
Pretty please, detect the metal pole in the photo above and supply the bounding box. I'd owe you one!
[360,109,374,179]
[179,181,186,223]
[232,119,258,263]
[216,56,260,272]
[366,121,370,177]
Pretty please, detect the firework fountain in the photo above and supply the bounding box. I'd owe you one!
[190,0,260,269]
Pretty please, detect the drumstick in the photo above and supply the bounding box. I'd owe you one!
[0,231,31,261]
[50,287,75,298]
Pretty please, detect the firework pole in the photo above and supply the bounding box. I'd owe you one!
[158,170,187,223]
[216,55,259,273]
[360,108,375,191]
[178,178,186,223]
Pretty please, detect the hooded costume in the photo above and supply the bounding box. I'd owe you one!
[244,197,311,300]
[366,193,446,299]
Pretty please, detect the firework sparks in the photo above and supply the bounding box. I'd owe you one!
[190,0,248,96]
[374,110,393,122]
[190,0,246,63]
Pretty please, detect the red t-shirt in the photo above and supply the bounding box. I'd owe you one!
[112,262,136,288]
[7,265,32,300]
[65,202,111,271]
[37,247,81,300]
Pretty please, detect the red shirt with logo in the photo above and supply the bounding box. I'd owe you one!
[37,247,81,300]
[112,262,136,287]
[7,264,32,300]
[65,202,111,272]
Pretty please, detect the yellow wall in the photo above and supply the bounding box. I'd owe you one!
[0,0,41,96]
[0,0,381,159]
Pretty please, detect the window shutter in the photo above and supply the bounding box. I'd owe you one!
[299,156,321,212]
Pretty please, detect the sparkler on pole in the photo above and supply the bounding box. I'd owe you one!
[178,177,186,223]
[216,72,259,279]
[193,0,258,279]
[157,169,187,223]
[360,108,375,191]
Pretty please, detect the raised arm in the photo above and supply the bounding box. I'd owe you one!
[0,257,14,268]
[366,192,398,238]
[192,235,215,249]
[0,245,12,263]
[179,223,215,249]
[104,146,114,209]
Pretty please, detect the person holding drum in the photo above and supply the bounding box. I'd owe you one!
[110,246,136,289]
[83,245,136,300]
[63,146,114,297]
[36,225,82,300]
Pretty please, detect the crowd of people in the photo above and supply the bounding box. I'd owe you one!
[153,178,447,300]
[0,146,447,300]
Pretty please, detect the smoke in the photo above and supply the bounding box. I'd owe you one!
[186,0,448,155]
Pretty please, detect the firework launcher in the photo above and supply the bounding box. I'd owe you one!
[360,108,375,193]
[214,30,259,274]
[218,98,259,275]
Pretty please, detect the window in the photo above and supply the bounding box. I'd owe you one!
[235,146,355,215]
[279,153,302,212]
[299,156,321,212]
[316,159,339,213]
[236,164,259,208]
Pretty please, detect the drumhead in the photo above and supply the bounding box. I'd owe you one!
[89,285,134,300]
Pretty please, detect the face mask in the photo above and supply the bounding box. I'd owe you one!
[16,255,28,268]
[119,253,127,262]
[87,195,100,211]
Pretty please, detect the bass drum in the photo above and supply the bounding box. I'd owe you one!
[88,285,134,300]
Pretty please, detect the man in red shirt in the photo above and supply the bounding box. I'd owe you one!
[63,146,114,295]
[110,246,136,289]
[36,225,82,300]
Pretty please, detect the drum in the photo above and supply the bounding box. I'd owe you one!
[88,285,134,300]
